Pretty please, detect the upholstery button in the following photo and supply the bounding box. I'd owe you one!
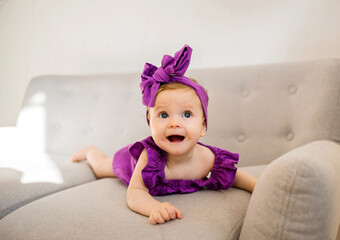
[286,132,294,141]
[237,134,246,142]
[288,85,297,94]
[242,89,249,97]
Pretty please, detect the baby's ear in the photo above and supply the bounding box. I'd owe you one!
[200,120,207,137]
[147,107,151,121]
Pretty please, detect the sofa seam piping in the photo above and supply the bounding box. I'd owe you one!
[277,158,305,239]
[228,217,244,240]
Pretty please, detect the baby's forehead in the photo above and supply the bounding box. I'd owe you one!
[154,88,203,111]
[156,88,200,101]
[159,86,197,95]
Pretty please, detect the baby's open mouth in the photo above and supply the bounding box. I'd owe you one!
[167,135,185,143]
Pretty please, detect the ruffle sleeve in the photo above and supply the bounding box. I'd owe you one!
[205,147,239,190]
[141,147,166,195]
[129,141,144,161]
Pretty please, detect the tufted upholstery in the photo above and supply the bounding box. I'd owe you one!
[189,59,340,166]
[17,59,340,167]
[0,59,339,239]
[16,74,150,157]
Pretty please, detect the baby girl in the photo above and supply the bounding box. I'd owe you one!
[72,45,258,224]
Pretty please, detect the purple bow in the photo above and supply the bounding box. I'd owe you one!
[140,45,193,107]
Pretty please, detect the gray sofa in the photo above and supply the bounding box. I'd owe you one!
[0,59,339,239]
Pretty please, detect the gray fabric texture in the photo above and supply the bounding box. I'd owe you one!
[0,59,339,239]
[0,153,96,219]
[14,59,340,167]
[239,140,340,240]
[0,178,251,240]
[189,59,340,166]
[238,164,267,178]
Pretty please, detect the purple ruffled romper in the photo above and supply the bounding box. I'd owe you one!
[112,136,239,196]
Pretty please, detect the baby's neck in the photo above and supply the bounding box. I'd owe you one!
[166,145,198,169]
[164,143,214,180]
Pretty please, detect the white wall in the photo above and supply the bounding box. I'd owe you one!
[1,0,340,126]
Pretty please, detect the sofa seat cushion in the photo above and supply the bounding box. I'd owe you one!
[0,153,96,219]
[0,178,252,240]
[238,164,267,178]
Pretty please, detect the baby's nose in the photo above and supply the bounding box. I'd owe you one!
[168,117,181,128]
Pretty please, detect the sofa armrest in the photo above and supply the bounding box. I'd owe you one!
[240,140,340,240]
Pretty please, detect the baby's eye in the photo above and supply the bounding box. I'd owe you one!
[160,112,168,118]
[183,112,191,118]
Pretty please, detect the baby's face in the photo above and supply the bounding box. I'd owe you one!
[148,88,206,157]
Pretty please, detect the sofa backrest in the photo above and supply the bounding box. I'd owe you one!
[17,59,340,166]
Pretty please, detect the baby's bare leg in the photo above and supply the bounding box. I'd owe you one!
[71,146,115,178]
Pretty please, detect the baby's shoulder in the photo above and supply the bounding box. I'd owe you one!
[197,144,215,171]
[198,143,215,158]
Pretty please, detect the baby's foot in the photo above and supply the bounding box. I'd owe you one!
[71,146,92,162]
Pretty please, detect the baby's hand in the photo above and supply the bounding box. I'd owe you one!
[149,202,182,224]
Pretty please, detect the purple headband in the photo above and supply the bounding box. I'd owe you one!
[140,44,209,127]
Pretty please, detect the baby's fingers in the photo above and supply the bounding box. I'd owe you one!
[149,212,165,225]
[165,205,181,220]
[149,203,182,224]
[174,207,182,219]
[160,208,171,221]
[167,207,176,220]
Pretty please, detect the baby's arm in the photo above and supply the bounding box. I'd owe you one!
[127,149,182,224]
[233,169,258,193]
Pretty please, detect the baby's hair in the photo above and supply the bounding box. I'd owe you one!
[156,78,207,98]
